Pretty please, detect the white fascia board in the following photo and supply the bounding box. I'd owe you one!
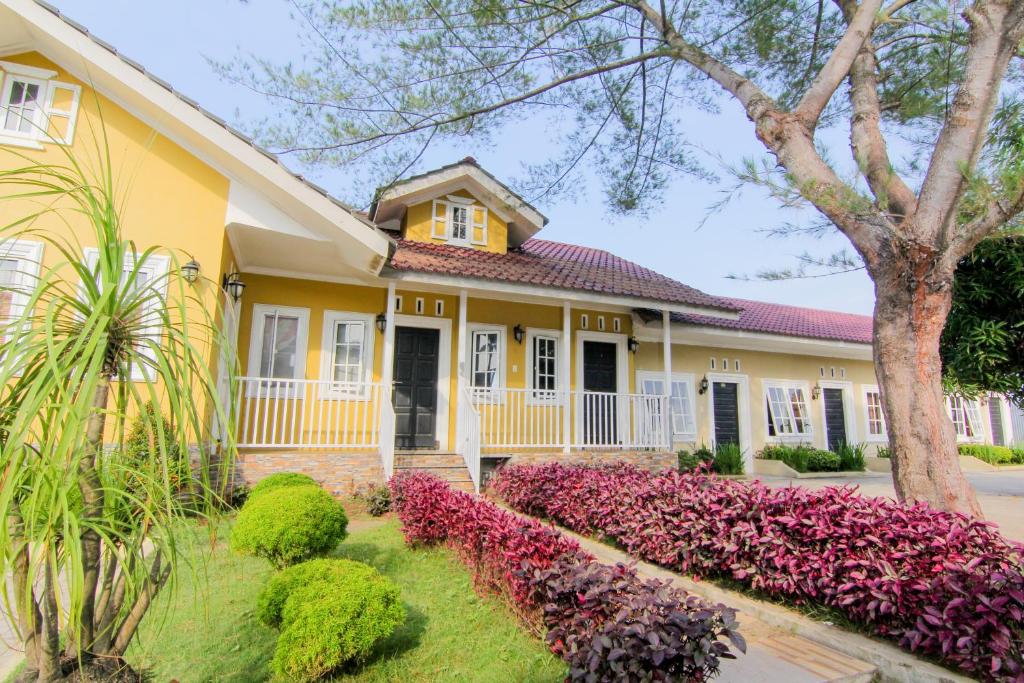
[226,181,323,241]
[386,271,740,317]
[2,0,391,272]
[633,320,873,360]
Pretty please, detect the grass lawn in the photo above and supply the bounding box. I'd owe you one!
[127,513,565,682]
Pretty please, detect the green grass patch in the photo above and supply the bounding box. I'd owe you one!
[128,517,564,682]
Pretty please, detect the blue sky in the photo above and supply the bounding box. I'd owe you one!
[50,0,876,315]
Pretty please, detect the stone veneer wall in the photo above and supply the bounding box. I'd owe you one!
[503,450,677,471]
[231,449,384,497]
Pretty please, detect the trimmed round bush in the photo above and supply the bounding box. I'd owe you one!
[258,559,405,681]
[249,472,319,499]
[231,485,347,567]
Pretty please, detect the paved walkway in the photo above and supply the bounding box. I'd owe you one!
[757,470,1024,542]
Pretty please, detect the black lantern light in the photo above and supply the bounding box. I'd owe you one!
[375,312,388,334]
[221,272,246,303]
[181,259,201,284]
[513,324,525,344]
[698,375,710,395]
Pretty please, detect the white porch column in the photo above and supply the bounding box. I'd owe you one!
[381,282,397,388]
[662,309,673,449]
[562,302,572,453]
[456,290,468,447]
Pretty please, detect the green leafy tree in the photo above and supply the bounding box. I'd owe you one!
[0,131,236,681]
[222,0,1024,515]
[942,234,1024,406]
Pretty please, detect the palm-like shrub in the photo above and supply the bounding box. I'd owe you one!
[0,135,236,680]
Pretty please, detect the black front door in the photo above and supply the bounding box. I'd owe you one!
[582,341,617,443]
[823,388,847,451]
[393,327,440,449]
[713,381,740,447]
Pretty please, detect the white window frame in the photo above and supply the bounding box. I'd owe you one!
[763,379,813,441]
[637,370,697,441]
[319,310,375,400]
[525,328,561,403]
[430,195,489,247]
[0,61,81,149]
[83,247,170,382]
[466,323,506,396]
[862,384,888,442]
[0,239,43,327]
[246,304,310,397]
[946,395,985,443]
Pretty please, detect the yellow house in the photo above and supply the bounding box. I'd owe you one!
[0,0,1015,494]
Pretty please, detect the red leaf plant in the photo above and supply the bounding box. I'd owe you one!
[491,463,1024,682]
[389,471,743,681]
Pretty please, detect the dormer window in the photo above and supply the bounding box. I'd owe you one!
[0,61,81,149]
[431,196,488,247]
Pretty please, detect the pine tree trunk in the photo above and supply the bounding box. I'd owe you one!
[872,265,982,516]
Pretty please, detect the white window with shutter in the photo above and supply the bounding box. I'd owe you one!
[319,310,375,399]
[863,386,887,440]
[946,395,984,442]
[526,328,561,402]
[0,61,81,149]
[467,324,504,395]
[0,239,43,340]
[430,196,489,247]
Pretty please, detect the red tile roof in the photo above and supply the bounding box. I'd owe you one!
[389,238,738,312]
[672,298,874,344]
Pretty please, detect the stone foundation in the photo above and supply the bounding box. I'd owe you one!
[501,450,677,471]
[230,449,384,497]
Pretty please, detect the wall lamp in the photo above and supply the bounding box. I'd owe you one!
[698,375,709,395]
[375,312,388,334]
[627,336,640,354]
[811,382,822,400]
[513,324,525,344]
[221,272,246,303]
[181,259,201,284]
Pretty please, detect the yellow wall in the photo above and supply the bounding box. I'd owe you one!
[0,52,233,428]
[634,342,881,454]
[403,189,509,254]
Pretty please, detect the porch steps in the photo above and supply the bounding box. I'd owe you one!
[394,451,475,492]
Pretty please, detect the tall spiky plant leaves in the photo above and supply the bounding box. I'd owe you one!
[0,116,237,677]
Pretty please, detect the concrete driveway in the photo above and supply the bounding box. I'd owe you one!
[756,470,1024,542]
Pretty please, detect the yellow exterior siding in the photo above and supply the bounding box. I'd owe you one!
[634,342,880,454]
[403,189,509,253]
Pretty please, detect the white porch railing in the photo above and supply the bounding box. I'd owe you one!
[236,377,390,449]
[458,386,482,491]
[470,388,670,450]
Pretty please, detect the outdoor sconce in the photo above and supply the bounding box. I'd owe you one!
[221,272,246,303]
[513,324,525,344]
[698,375,709,395]
[627,336,640,354]
[375,312,388,334]
[181,259,201,284]
[812,383,822,401]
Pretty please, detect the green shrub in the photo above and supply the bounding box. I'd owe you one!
[958,444,1014,465]
[1012,449,1024,465]
[259,559,405,681]
[806,450,841,472]
[677,445,714,472]
[250,472,319,499]
[359,485,391,517]
[876,446,892,459]
[834,442,866,471]
[712,442,744,475]
[231,485,348,567]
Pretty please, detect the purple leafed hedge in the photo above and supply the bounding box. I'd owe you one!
[389,471,744,681]
[490,462,1024,681]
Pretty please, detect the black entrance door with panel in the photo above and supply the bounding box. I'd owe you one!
[712,381,740,447]
[582,341,617,443]
[823,388,847,451]
[392,327,440,449]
